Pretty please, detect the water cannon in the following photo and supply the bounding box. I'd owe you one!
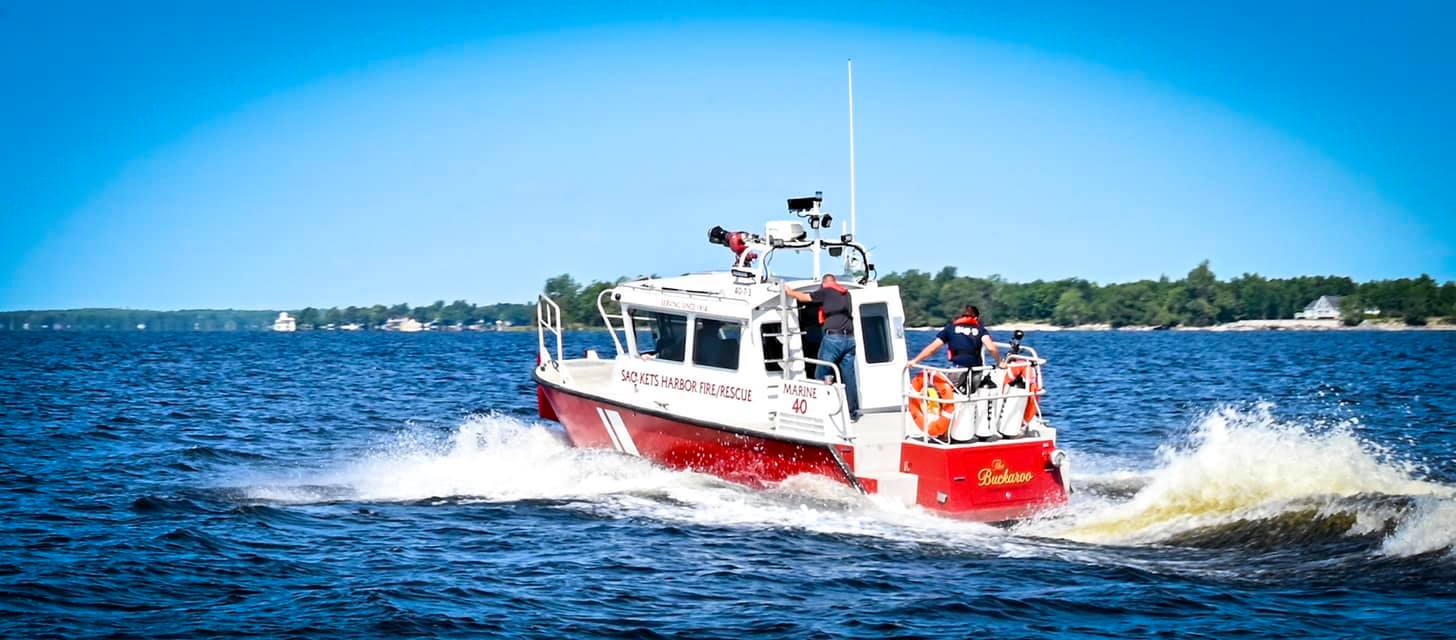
[708,225,760,267]
[707,225,731,247]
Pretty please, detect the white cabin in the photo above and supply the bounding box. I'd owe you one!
[537,198,909,444]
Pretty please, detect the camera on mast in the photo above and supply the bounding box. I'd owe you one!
[787,191,833,229]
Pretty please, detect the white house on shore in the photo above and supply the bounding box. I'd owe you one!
[1294,296,1342,320]
[272,312,297,332]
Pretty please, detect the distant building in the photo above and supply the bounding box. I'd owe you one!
[1294,295,1343,320]
[272,312,298,332]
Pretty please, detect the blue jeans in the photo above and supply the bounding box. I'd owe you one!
[816,333,860,414]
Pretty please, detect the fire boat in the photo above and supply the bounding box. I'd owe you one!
[533,192,1070,522]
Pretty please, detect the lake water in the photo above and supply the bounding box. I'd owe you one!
[2,330,1453,637]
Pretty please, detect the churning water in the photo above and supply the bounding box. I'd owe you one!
[1,330,1453,637]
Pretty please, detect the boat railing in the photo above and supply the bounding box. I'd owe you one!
[900,358,1047,441]
[802,357,851,441]
[596,289,628,357]
[753,238,873,285]
[900,360,1047,404]
[537,294,564,365]
[800,356,844,388]
[619,280,752,307]
[990,341,1043,362]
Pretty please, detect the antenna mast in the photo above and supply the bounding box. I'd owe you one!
[847,58,858,238]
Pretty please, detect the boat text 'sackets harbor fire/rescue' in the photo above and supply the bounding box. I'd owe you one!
[533,193,1070,522]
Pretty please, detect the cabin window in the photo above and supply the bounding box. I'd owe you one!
[761,322,784,372]
[858,302,892,364]
[692,317,742,370]
[631,311,687,362]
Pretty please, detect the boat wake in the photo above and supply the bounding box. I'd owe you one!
[231,406,1455,564]
[232,414,1001,545]
[1029,404,1456,560]
[237,416,690,505]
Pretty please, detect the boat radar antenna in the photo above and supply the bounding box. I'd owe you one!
[847,58,858,239]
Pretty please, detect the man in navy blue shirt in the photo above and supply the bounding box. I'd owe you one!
[909,304,1003,388]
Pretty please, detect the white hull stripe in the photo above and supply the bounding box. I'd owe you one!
[595,407,623,451]
[595,407,639,456]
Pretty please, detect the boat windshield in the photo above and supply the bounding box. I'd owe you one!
[631,310,688,362]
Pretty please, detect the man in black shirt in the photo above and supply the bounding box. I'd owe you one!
[784,274,860,419]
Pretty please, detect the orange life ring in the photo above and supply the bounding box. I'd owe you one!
[909,370,957,437]
[1003,360,1042,422]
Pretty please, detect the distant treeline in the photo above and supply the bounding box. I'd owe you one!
[290,301,535,329]
[546,263,1454,329]
[4,264,1451,331]
[882,262,1453,327]
[0,309,282,332]
[0,302,536,332]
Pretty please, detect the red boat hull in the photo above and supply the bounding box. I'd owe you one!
[536,378,1067,521]
[537,380,859,489]
[899,439,1068,521]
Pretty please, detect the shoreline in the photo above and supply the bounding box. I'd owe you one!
[968,319,1456,333]
[8,320,1455,334]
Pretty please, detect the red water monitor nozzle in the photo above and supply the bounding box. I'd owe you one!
[708,225,759,267]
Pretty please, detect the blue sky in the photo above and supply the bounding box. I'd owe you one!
[2,2,1453,310]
